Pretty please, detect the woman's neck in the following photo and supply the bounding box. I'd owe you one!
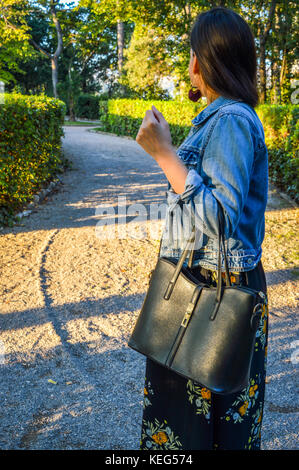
[206,92,220,105]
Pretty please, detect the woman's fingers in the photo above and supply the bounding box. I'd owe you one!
[151,105,168,127]
[135,106,173,159]
[151,105,161,123]
[143,106,165,126]
[144,109,158,125]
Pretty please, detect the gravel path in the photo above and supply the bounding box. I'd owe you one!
[0,126,298,450]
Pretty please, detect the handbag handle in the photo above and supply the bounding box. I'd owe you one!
[209,204,232,320]
[163,201,231,301]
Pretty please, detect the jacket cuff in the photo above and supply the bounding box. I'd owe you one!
[166,168,203,214]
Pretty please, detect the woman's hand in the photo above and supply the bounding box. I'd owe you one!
[136,105,188,194]
[136,105,174,161]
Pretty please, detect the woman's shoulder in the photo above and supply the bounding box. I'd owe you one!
[217,100,265,141]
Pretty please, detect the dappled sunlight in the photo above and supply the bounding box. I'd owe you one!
[0,321,62,357]
[1,126,297,450]
[1,0,297,451]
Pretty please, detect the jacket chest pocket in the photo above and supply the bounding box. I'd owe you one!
[176,144,202,172]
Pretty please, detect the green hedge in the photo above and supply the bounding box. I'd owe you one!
[76,94,101,119]
[98,99,298,202]
[98,99,206,146]
[0,92,66,224]
[256,105,298,202]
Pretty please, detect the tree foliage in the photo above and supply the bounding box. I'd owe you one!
[1,0,298,104]
[0,0,32,82]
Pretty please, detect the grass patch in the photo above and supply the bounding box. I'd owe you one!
[64,121,101,126]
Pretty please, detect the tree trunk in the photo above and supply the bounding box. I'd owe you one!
[280,45,291,103]
[272,46,281,104]
[50,1,63,99]
[28,0,63,99]
[69,95,75,121]
[271,8,285,104]
[68,60,76,121]
[258,0,277,103]
[259,35,267,103]
[51,55,58,99]
[279,1,292,104]
[117,20,124,74]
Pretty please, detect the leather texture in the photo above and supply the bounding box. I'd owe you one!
[128,203,265,395]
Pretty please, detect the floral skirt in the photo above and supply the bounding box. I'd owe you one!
[140,260,269,450]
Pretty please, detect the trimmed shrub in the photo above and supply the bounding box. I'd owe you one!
[75,94,101,120]
[98,98,206,146]
[99,98,299,202]
[0,92,66,224]
[256,105,299,202]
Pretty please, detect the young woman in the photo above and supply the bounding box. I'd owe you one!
[135,7,269,450]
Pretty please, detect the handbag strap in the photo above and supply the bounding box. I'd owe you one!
[163,201,231,301]
[187,202,232,288]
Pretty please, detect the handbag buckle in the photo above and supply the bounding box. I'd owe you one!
[180,285,204,327]
[181,302,195,328]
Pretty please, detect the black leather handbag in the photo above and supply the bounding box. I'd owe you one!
[128,203,266,395]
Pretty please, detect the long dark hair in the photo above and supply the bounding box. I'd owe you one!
[190,7,258,107]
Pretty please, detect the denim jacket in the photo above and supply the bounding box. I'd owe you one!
[158,96,269,272]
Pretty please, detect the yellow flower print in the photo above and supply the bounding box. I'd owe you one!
[144,387,148,395]
[238,401,249,416]
[152,432,168,445]
[221,374,263,425]
[263,319,267,334]
[261,304,266,318]
[201,388,211,400]
[249,384,258,397]
[187,381,212,418]
[141,419,182,450]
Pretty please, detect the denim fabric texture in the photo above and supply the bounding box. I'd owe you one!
[159,96,269,272]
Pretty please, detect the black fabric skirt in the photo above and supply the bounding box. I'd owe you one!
[139,260,269,450]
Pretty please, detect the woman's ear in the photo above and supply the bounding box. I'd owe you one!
[192,52,200,76]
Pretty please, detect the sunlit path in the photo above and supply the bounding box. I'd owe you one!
[0,126,298,449]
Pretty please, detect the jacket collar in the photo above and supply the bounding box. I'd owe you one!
[191,96,242,127]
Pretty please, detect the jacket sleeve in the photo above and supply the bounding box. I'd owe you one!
[167,113,255,240]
